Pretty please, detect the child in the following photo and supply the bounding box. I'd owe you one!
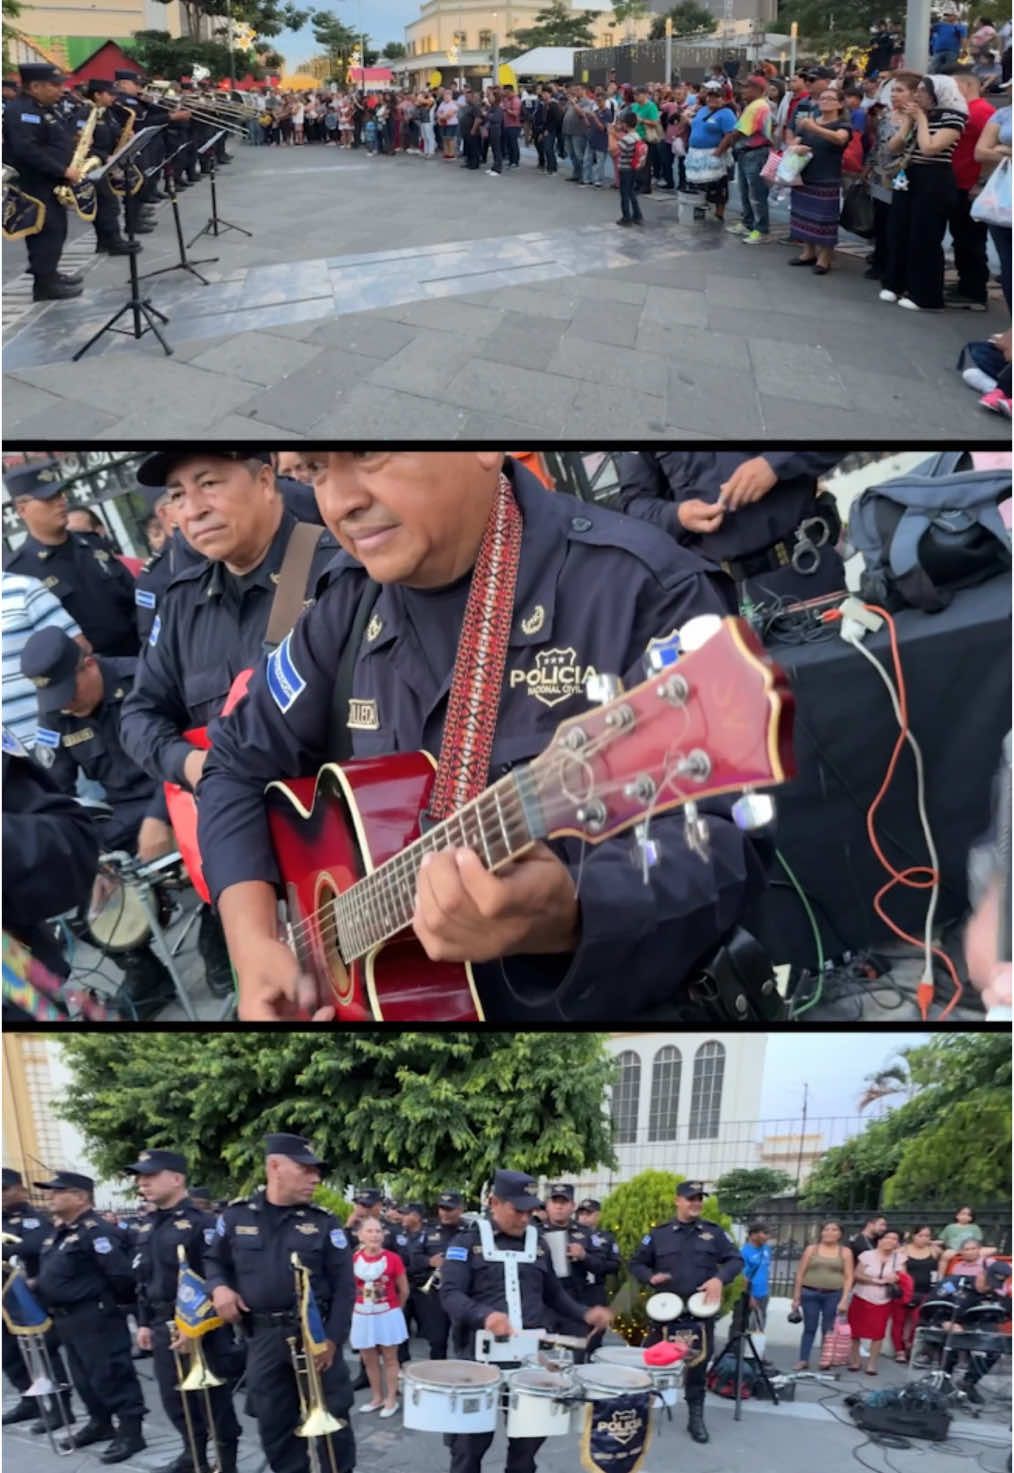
[324,103,339,144]
[365,113,378,155]
[616,108,646,226]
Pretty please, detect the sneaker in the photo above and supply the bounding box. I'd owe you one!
[980,386,1013,417]
[485,169,499,176]
[379,1403,399,1420]
[726,221,749,235]
[878,288,898,302]
[616,218,631,226]
[743,230,770,244]
[962,365,998,394]
[897,296,920,310]
[944,291,988,311]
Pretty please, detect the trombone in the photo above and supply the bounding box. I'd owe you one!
[286,1255,345,1473]
[170,1246,225,1473]
[419,1268,441,1295]
[1,1237,75,1456]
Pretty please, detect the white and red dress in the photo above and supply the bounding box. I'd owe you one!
[350,1249,408,1350]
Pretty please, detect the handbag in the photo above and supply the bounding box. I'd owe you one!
[820,1314,853,1369]
[776,146,812,185]
[760,147,783,184]
[840,179,876,237]
[642,118,663,142]
[971,157,1012,228]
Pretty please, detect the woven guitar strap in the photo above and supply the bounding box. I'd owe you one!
[424,471,523,825]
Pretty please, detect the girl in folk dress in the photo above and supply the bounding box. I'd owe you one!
[350,1219,409,1418]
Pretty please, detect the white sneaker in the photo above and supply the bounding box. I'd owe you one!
[897,296,920,310]
[726,221,749,235]
[485,169,499,176]
[878,289,898,302]
[358,1401,383,1414]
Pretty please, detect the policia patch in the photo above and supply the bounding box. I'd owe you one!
[579,1392,652,1473]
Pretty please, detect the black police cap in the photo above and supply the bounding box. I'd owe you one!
[437,1191,463,1208]
[2,77,19,90]
[20,627,81,714]
[19,62,63,84]
[2,1169,23,1188]
[5,460,67,502]
[492,1171,542,1211]
[125,1148,187,1176]
[547,1182,575,1201]
[354,1187,382,1206]
[190,1185,212,1199]
[263,1133,327,1169]
[85,78,115,95]
[577,1198,601,1213]
[136,449,271,488]
[115,68,143,81]
[34,1170,94,1193]
[676,1180,706,1199]
[403,1201,426,1218]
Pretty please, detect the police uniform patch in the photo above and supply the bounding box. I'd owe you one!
[641,1235,652,1245]
[149,615,162,647]
[204,1228,216,1245]
[2,728,27,757]
[235,1225,259,1235]
[521,605,545,636]
[295,1222,318,1234]
[330,1228,347,1249]
[21,1218,39,1230]
[35,727,60,747]
[93,1237,113,1254]
[347,699,379,731]
[215,1215,226,1237]
[135,588,157,609]
[266,631,306,715]
[446,1245,468,1261]
[20,113,41,123]
[365,614,383,643]
[508,647,599,709]
[34,744,55,768]
[64,728,95,747]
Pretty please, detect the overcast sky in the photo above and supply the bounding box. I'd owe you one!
[279,0,416,71]
[759,1031,931,1123]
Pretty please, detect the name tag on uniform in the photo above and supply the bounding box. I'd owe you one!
[64,728,95,747]
[173,1219,191,1230]
[347,699,379,730]
[235,1225,259,1236]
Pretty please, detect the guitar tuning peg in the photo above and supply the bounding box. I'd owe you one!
[631,820,660,884]
[732,792,776,832]
[585,673,623,705]
[683,800,710,862]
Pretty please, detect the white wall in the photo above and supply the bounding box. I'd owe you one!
[47,1040,133,1208]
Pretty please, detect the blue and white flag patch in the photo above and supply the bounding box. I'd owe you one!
[330,1228,347,1249]
[266,632,306,715]
[204,1227,216,1246]
[135,588,157,609]
[149,614,162,647]
[93,1237,113,1255]
[21,113,41,123]
[446,1245,468,1261]
[35,727,61,747]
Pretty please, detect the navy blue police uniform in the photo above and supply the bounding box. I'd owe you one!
[3,464,139,657]
[2,726,99,1016]
[80,79,138,254]
[439,1171,596,1473]
[2,1171,74,1426]
[539,1185,614,1352]
[126,1150,241,1473]
[3,64,79,297]
[203,1136,355,1473]
[629,1180,743,1441]
[196,455,768,1021]
[34,1171,147,1455]
[406,1192,466,1360]
[571,1200,622,1312]
[133,526,203,644]
[615,450,845,602]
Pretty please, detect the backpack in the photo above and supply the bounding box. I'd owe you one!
[708,1350,755,1399]
[631,137,649,172]
[848,450,1011,613]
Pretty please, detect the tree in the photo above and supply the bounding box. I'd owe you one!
[54,1032,618,1203]
[776,0,881,53]
[2,0,22,70]
[600,1170,744,1343]
[381,41,406,59]
[648,1,716,39]
[610,0,648,41]
[130,30,269,80]
[510,0,598,50]
[149,0,309,50]
[714,1168,794,1219]
[310,13,376,77]
[802,1034,1012,1210]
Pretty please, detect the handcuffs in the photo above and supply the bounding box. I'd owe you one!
[791,515,832,576]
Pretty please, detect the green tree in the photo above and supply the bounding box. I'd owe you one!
[148,0,309,53]
[310,13,375,77]
[803,1034,1012,1210]
[381,41,406,59]
[714,1168,794,1219]
[857,1054,915,1113]
[776,0,881,53]
[648,1,716,38]
[600,1170,744,1344]
[2,0,22,70]
[609,0,648,40]
[54,1032,617,1204]
[510,0,598,50]
[130,30,269,80]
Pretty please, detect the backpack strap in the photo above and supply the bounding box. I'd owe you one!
[263,522,326,652]
[327,579,382,763]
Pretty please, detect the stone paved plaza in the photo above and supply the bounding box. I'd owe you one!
[2,141,1010,440]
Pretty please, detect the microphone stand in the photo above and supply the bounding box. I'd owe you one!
[188,131,252,245]
[139,140,218,285]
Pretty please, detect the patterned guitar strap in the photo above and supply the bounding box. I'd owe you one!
[423,470,524,828]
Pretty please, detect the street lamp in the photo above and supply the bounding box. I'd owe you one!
[664,15,672,83]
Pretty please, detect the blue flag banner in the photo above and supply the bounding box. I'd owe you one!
[2,1265,52,1336]
[294,1257,329,1356]
[580,1392,653,1473]
[175,1262,223,1339]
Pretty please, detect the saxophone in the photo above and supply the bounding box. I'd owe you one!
[54,102,102,221]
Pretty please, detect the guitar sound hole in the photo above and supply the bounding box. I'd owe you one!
[312,875,354,1006]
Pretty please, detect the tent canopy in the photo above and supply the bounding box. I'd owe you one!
[508,46,576,77]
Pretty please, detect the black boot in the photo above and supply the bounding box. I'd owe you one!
[215,1442,239,1473]
[198,907,234,998]
[2,1397,38,1425]
[56,271,84,285]
[687,1400,709,1444]
[60,1417,115,1450]
[99,1415,145,1463]
[97,237,141,255]
[962,1377,984,1406]
[113,949,178,1020]
[32,278,83,300]
[31,1389,75,1434]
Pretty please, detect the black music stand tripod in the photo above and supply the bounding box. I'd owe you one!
[188,131,252,245]
[72,126,173,361]
[139,139,218,286]
[726,1293,780,1422]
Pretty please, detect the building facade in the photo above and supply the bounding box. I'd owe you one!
[10,0,184,77]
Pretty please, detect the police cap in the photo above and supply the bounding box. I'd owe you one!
[34,1170,94,1193]
[190,1185,212,1200]
[5,460,67,502]
[18,63,63,85]
[676,1180,706,1199]
[20,627,81,714]
[437,1191,464,1209]
[125,1149,187,1176]
[492,1171,542,1211]
[403,1201,426,1218]
[547,1183,575,1201]
[2,1169,23,1188]
[577,1198,601,1213]
[354,1187,383,1207]
[136,449,271,488]
[115,69,143,81]
[84,78,115,96]
[263,1134,327,1169]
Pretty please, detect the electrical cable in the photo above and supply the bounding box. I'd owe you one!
[775,848,825,1016]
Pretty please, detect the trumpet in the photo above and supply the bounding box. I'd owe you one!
[419,1268,441,1295]
[1,1252,75,1456]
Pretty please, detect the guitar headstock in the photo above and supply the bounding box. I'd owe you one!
[528,617,795,853]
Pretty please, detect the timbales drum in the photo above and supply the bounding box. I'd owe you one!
[401,1362,502,1434]
[593,1345,681,1407]
[505,1367,576,1438]
[645,1292,684,1323]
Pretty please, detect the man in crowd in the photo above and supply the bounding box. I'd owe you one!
[197,450,768,1023]
[4,62,84,300]
[849,1215,887,1262]
[944,64,995,313]
[2,1169,74,1433]
[740,1221,772,1329]
[540,1183,616,1354]
[930,7,967,71]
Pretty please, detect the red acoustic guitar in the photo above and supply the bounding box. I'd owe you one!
[265,617,796,1023]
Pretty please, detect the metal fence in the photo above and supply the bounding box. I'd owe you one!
[2,450,150,556]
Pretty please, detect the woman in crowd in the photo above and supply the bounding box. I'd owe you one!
[437,89,459,160]
[848,1227,906,1374]
[351,1218,409,1417]
[937,1206,985,1254]
[879,72,966,309]
[791,1221,854,1370]
[484,87,505,177]
[684,81,737,222]
[890,1225,941,1362]
[418,92,437,156]
[786,87,853,274]
[974,104,1012,310]
[337,91,353,147]
[864,73,919,280]
[945,1237,990,1284]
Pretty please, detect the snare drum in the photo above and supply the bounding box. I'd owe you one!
[593,1345,681,1407]
[87,871,151,952]
[506,1367,575,1439]
[571,1362,652,1432]
[401,1362,502,1434]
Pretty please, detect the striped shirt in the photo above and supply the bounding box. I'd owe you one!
[2,572,82,748]
[617,130,640,170]
[911,107,965,165]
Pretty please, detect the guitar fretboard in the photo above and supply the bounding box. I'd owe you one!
[334,767,543,961]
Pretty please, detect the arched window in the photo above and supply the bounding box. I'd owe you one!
[648,1046,681,1142]
[688,1042,725,1140]
[611,1050,641,1144]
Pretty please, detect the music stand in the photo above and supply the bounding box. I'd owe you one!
[726,1291,780,1421]
[188,131,252,245]
[138,138,218,286]
[72,126,173,361]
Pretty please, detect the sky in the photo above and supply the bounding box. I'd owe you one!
[278,0,417,71]
[758,1031,931,1123]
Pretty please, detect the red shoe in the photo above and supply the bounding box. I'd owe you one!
[980,387,1013,417]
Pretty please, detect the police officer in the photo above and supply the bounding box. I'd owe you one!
[20,625,179,1018]
[539,1183,613,1352]
[133,487,203,644]
[34,1169,146,1461]
[2,725,99,1020]
[204,1134,355,1473]
[2,1169,74,1433]
[4,63,83,299]
[440,1170,612,1473]
[407,1191,465,1360]
[80,79,142,256]
[197,451,768,1023]
[189,1187,215,1215]
[4,462,139,658]
[111,70,179,208]
[569,1196,622,1352]
[126,1148,241,1473]
[629,1179,743,1444]
[615,451,846,604]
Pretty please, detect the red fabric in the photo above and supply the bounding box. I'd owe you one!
[352,1250,404,1309]
[951,96,994,190]
[848,1295,892,1341]
[117,554,144,578]
[842,130,864,174]
[644,1340,687,1364]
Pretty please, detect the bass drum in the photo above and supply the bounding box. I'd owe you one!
[87,871,151,952]
[401,1361,502,1435]
[593,1345,681,1407]
[506,1367,575,1439]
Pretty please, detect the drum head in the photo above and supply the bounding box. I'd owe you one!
[510,1368,573,1394]
[593,1347,648,1368]
[646,1292,684,1322]
[87,873,151,951]
[403,1361,501,1391]
[523,1349,573,1373]
[686,1291,720,1319]
[576,1363,651,1396]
